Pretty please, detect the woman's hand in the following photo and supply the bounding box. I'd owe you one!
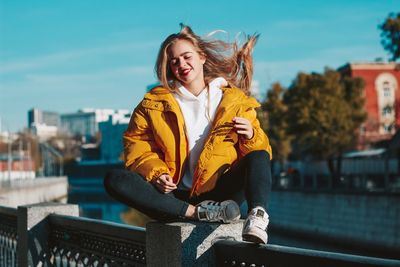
[153,174,177,193]
[233,117,254,140]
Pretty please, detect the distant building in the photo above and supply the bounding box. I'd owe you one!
[80,143,101,161]
[60,109,130,142]
[339,62,400,149]
[61,111,97,141]
[99,110,131,162]
[30,123,58,141]
[0,154,35,181]
[81,108,118,123]
[27,108,60,140]
[28,108,60,128]
[0,131,17,143]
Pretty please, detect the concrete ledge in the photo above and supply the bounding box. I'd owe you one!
[146,220,244,267]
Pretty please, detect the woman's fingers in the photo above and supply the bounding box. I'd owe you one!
[161,182,177,190]
[155,182,174,193]
[233,117,251,130]
[233,117,253,139]
[233,117,250,124]
[158,185,174,193]
[158,185,173,193]
[234,124,250,130]
[155,174,177,193]
[160,176,177,188]
[165,176,177,188]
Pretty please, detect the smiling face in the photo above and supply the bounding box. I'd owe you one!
[168,39,206,89]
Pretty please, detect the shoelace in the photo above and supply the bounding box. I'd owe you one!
[202,201,224,220]
[248,216,268,230]
[247,210,269,230]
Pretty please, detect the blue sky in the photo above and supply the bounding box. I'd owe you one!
[0,0,398,132]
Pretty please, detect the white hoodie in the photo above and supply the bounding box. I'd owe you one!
[173,77,227,190]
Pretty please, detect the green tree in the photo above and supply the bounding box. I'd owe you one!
[379,12,400,61]
[284,68,366,185]
[261,82,291,172]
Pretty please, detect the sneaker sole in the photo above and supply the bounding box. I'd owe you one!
[242,229,268,244]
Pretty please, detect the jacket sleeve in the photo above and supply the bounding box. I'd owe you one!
[237,101,273,160]
[123,102,170,182]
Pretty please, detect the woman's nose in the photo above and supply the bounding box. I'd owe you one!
[178,58,187,68]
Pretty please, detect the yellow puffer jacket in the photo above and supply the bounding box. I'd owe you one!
[123,86,272,197]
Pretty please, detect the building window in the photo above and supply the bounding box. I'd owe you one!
[383,82,391,97]
[383,124,393,133]
[382,105,392,116]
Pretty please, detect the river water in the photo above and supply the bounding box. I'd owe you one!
[66,176,398,260]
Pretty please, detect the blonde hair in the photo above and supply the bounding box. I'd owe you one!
[155,24,259,95]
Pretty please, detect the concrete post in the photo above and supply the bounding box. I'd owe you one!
[146,220,243,267]
[17,202,79,267]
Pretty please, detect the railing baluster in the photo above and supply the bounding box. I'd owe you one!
[0,207,17,267]
[48,214,146,266]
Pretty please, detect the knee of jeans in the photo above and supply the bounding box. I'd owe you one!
[245,150,270,164]
[104,169,125,191]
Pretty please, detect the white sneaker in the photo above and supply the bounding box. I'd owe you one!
[242,207,269,244]
[196,200,241,223]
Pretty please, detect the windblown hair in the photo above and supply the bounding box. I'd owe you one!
[155,24,259,95]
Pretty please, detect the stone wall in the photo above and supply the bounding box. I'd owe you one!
[269,191,400,251]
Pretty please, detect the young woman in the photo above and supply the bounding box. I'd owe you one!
[104,24,272,244]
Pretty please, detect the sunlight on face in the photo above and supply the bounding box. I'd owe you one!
[168,39,206,87]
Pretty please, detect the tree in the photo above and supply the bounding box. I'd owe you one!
[379,12,400,61]
[284,68,366,185]
[261,82,291,172]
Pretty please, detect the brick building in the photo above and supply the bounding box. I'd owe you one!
[0,154,35,180]
[339,62,400,149]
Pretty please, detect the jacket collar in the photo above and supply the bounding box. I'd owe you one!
[143,86,260,111]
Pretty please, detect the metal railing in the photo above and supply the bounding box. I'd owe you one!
[273,173,400,193]
[1,203,399,267]
[40,142,64,177]
[48,214,146,266]
[0,204,146,267]
[214,240,400,267]
[0,206,17,267]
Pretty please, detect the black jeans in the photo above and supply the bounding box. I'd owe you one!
[104,150,271,221]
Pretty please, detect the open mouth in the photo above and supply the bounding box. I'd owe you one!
[180,69,191,76]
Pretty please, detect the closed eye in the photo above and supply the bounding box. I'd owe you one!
[170,59,179,65]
